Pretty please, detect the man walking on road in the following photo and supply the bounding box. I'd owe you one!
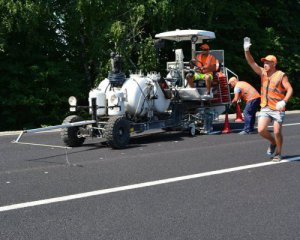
[243,37,293,162]
[228,77,260,135]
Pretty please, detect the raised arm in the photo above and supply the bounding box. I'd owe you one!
[243,37,263,76]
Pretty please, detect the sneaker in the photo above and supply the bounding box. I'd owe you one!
[267,144,276,156]
[238,130,249,135]
[272,155,282,162]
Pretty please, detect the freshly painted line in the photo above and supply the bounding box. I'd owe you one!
[210,122,300,135]
[1,122,299,137]
[209,129,243,135]
[280,123,300,127]
[1,156,299,212]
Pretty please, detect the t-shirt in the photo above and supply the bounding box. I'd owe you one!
[234,87,242,94]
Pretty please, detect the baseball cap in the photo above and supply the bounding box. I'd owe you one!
[261,55,277,64]
[200,44,210,50]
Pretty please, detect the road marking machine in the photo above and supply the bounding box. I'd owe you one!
[14,29,238,149]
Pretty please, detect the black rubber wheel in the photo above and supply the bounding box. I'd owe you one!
[104,116,130,149]
[189,126,196,136]
[61,115,86,147]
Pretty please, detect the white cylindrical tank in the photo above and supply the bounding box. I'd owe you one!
[107,90,125,116]
[121,73,170,117]
[89,89,106,116]
[153,81,171,113]
[97,78,110,92]
[121,75,153,117]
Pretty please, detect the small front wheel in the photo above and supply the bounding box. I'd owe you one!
[104,116,130,149]
[188,123,196,136]
[61,115,86,147]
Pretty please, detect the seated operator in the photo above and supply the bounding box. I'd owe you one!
[186,44,217,98]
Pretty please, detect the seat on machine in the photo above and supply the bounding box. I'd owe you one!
[177,88,202,100]
[175,50,225,101]
[192,50,225,99]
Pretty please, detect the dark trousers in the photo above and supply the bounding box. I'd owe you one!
[243,98,261,132]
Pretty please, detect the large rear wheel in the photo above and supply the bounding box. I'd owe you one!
[105,116,130,149]
[61,115,86,147]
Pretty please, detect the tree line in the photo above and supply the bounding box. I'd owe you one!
[0,0,299,131]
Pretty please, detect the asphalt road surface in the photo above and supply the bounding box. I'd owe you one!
[1,113,300,240]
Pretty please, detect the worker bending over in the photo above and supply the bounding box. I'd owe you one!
[228,77,260,135]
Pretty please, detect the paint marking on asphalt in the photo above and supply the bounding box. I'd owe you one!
[280,123,300,127]
[209,122,300,135]
[1,121,300,137]
[1,156,299,212]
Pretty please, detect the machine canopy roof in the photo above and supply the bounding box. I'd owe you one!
[155,29,215,43]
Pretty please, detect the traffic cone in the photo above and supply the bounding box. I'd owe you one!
[235,102,244,123]
[222,111,231,134]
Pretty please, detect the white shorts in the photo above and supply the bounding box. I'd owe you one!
[258,107,285,123]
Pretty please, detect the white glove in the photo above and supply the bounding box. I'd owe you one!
[276,100,286,110]
[243,37,252,51]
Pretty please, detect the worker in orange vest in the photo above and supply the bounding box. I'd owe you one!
[187,44,217,98]
[244,37,293,162]
[228,77,261,135]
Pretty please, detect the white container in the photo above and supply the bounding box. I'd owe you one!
[121,74,171,117]
[153,81,171,113]
[107,91,125,116]
[121,75,153,117]
[89,89,106,116]
[97,78,110,92]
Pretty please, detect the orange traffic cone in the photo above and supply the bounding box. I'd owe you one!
[222,111,231,134]
[235,102,244,123]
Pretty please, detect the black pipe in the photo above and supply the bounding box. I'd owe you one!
[91,98,97,127]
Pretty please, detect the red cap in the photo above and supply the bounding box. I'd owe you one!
[200,44,210,50]
[261,55,277,64]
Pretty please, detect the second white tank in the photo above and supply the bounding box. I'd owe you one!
[121,73,170,117]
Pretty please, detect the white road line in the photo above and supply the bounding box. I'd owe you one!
[280,123,300,127]
[1,121,299,137]
[210,122,300,135]
[1,156,300,212]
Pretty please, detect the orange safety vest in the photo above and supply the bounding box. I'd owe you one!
[235,81,260,103]
[260,70,286,110]
[196,53,216,74]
